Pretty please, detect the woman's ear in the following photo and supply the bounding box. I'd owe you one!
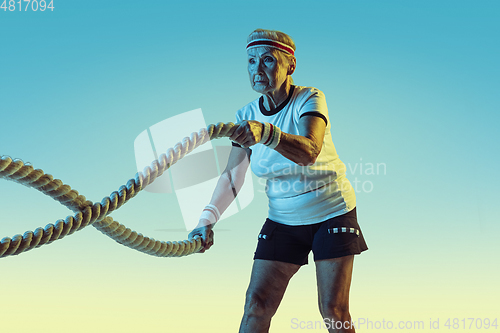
[288,57,296,75]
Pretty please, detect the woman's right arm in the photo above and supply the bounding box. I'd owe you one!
[188,145,251,252]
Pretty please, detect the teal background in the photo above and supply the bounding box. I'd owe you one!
[1,1,499,332]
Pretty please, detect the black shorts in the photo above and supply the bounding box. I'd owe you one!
[253,207,368,265]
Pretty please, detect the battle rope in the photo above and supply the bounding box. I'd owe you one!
[0,122,239,259]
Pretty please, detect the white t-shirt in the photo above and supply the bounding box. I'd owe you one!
[235,85,356,225]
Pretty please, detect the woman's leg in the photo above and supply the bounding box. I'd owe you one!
[315,255,356,333]
[239,259,301,333]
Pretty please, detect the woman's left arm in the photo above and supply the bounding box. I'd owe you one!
[275,115,326,166]
[230,115,326,166]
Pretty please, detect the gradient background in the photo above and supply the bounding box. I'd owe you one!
[1,1,499,332]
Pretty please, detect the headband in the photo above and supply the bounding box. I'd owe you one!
[246,39,295,56]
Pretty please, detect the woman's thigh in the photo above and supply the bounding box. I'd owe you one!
[245,259,301,304]
[315,255,354,308]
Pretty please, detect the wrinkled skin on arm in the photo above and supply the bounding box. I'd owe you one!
[230,115,325,166]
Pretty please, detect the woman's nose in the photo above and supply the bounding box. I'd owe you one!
[250,66,261,75]
[254,59,264,73]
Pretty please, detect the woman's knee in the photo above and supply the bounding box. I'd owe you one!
[319,298,350,320]
[243,288,280,318]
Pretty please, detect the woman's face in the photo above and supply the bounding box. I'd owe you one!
[247,47,289,94]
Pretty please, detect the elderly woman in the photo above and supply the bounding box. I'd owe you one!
[189,29,368,333]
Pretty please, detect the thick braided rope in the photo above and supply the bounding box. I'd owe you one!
[0,122,238,259]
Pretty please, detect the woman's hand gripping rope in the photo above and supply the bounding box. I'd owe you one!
[188,218,214,253]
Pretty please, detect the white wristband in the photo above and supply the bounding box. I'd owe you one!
[205,204,221,220]
[260,122,271,145]
[199,204,220,225]
[260,122,281,149]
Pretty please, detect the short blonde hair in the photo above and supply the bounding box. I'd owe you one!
[247,29,296,84]
[247,29,296,52]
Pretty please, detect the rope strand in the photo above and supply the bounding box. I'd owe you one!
[0,122,238,258]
